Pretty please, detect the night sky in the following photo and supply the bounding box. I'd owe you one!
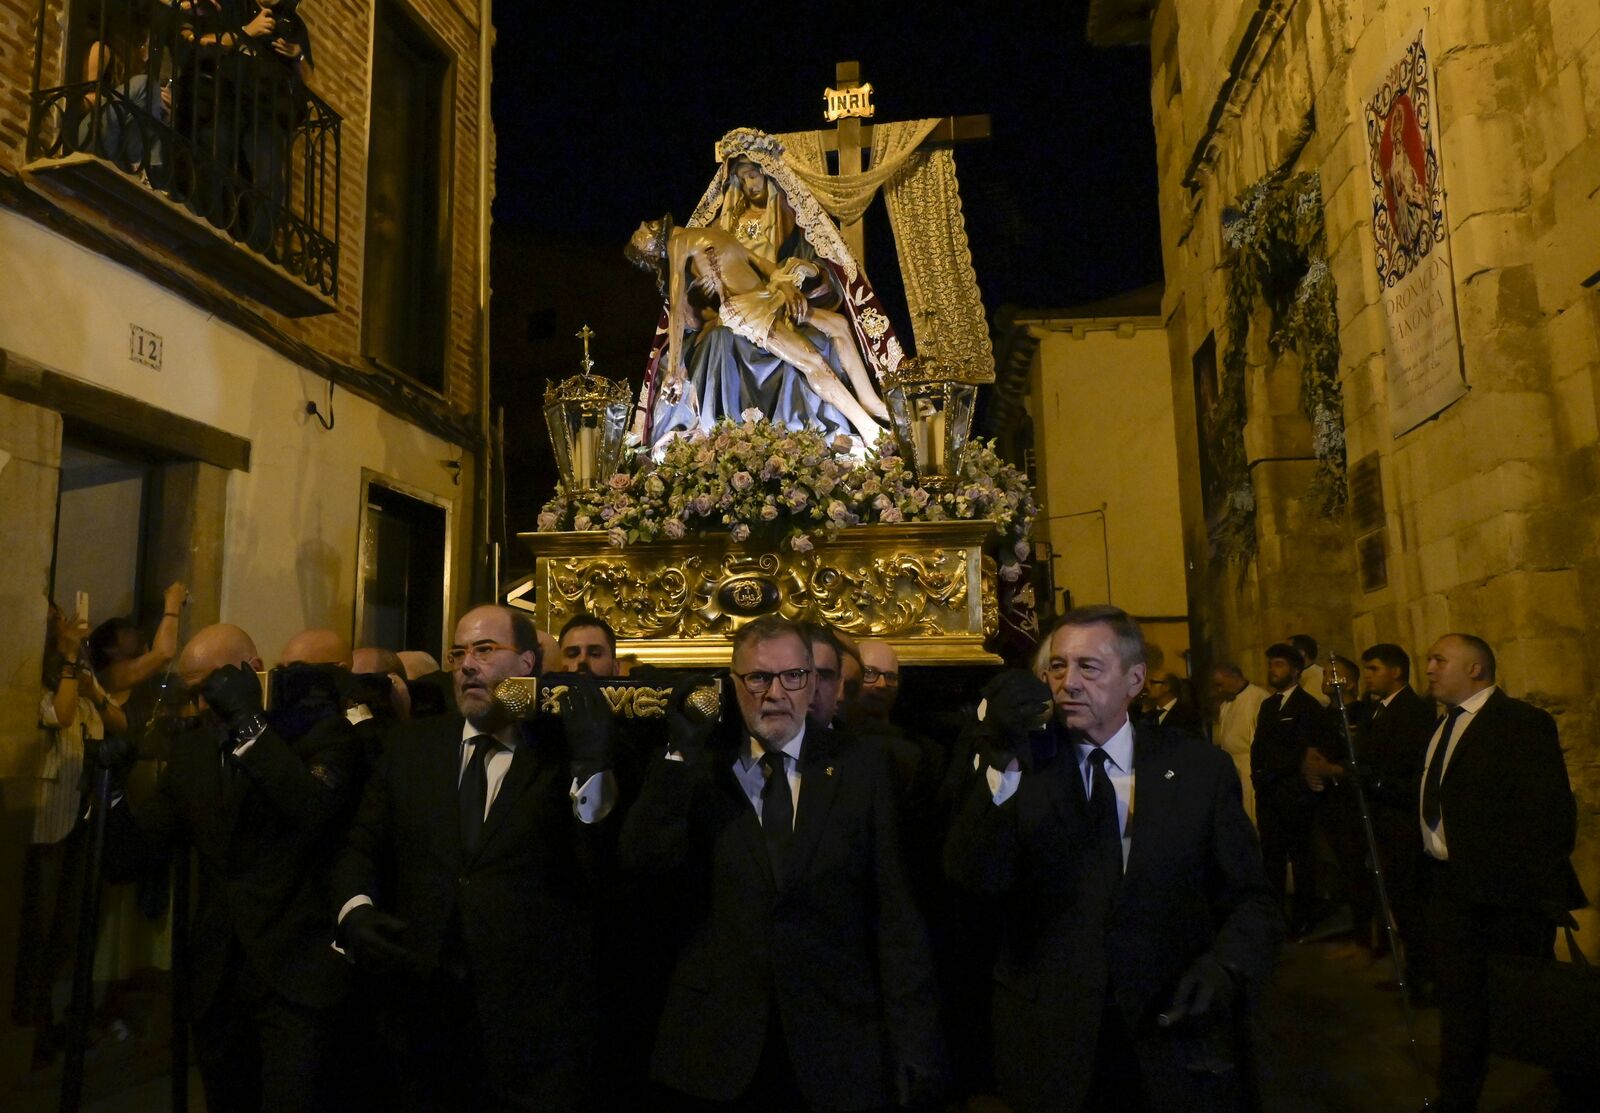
[488,2,1163,549]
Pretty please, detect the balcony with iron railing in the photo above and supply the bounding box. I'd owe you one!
[23,0,341,316]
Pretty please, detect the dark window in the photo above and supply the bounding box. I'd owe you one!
[362,0,453,388]
[359,482,447,657]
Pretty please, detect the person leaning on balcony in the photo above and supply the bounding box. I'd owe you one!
[76,29,174,174]
[172,1,294,228]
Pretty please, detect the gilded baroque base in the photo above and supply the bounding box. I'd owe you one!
[518,521,1001,666]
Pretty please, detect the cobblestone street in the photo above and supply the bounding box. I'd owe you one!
[1256,935,1561,1112]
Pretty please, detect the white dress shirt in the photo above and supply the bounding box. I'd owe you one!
[732,724,804,830]
[1419,685,1496,859]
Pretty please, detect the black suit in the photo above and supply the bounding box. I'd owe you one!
[332,713,609,1112]
[945,722,1280,1113]
[1360,686,1435,972]
[121,713,361,1112]
[1423,687,1583,1111]
[1150,700,1205,740]
[1250,686,1321,927]
[619,726,943,1112]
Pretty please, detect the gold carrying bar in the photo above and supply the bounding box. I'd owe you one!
[493,676,721,721]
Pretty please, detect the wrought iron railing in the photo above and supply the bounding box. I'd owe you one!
[26,0,341,300]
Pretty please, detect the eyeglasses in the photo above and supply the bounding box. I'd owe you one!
[815,667,840,683]
[862,666,900,687]
[445,641,518,669]
[732,668,811,695]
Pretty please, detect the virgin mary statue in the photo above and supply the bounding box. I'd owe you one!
[630,129,904,452]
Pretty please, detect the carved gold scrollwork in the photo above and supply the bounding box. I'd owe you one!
[980,554,999,639]
[787,548,968,636]
[528,524,997,660]
[538,681,675,719]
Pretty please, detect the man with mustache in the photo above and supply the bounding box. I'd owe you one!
[333,604,616,1111]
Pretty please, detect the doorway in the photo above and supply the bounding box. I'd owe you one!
[356,473,450,658]
[50,439,154,629]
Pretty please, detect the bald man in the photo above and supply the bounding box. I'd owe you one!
[353,646,411,720]
[854,639,902,725]
[280,627,353,668]
[1418,633,1583,1112]
[397,650,440,680]
[114,623,362,1113]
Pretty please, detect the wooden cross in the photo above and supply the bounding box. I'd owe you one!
[575,323,595,373]
[802,61,991,263]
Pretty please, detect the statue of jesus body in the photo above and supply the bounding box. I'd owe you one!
[628,217,886,442]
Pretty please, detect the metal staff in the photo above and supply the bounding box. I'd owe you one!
[1324,654,1433,1094]
[58,736,118,1113]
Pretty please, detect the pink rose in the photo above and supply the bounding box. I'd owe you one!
[880,506,903,523]
[574,514,594,531]
[731,523,751,542]
[790,533,814,553]
[607,527,627,548]
[731,471,754,491]
[607,473,631,491]
[663,518,686,540]
[536,511,559,531]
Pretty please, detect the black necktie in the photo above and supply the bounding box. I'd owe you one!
[460,735,495,859]
[1086,748,1123,894]
[1421,706,1465,829]
[760,750,793,879]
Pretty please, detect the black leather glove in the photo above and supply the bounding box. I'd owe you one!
[560,675,614,784]
[973,670,1053,771]
[341,904,413,974]
[665,674,720,763]
[199,663,263,729]
[1159,953,1239,1029]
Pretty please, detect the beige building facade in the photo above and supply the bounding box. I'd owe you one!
[1090,0,1600,913]
[1022,296,1193,671]
[0,0,494,1091]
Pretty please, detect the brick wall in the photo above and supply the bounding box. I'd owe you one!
[0,0,495,435]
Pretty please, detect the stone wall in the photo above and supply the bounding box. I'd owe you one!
[1142,0,1600,903]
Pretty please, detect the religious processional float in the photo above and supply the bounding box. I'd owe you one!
[521,86,1036,666]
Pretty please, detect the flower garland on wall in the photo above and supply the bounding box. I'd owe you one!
[1214,170,1347,562]
[537,411,1038,582]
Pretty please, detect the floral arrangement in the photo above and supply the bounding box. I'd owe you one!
[537,411,1038,581]
[1211,169,1347,563]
